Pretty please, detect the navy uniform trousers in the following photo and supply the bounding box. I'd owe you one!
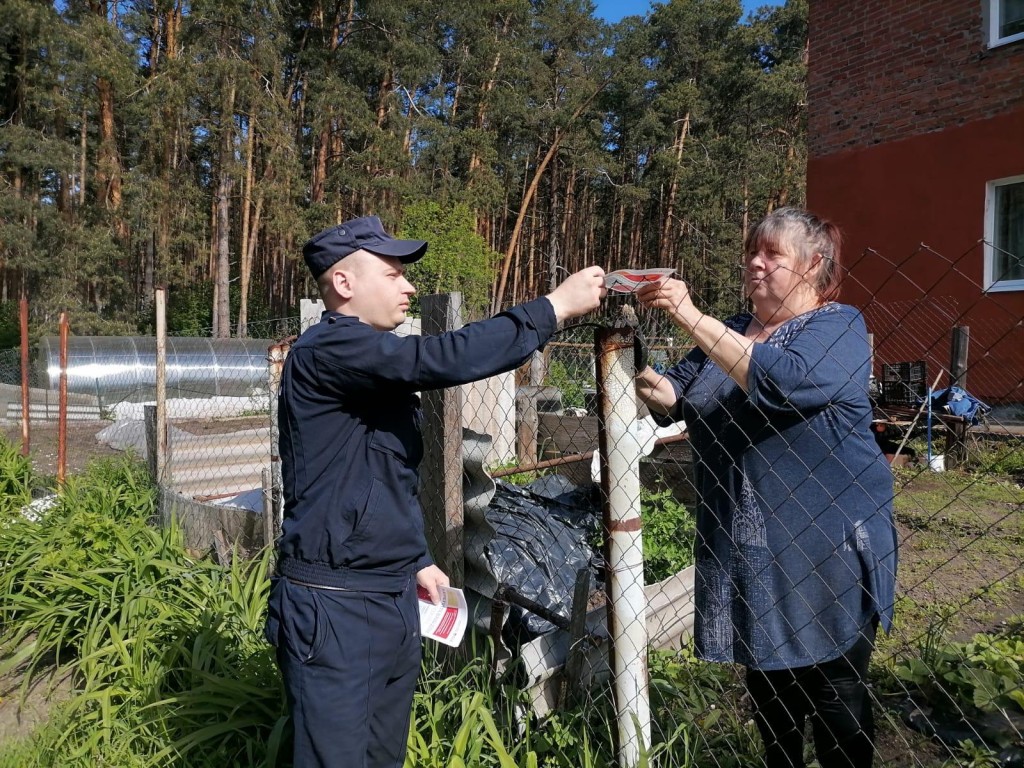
[265,575,421,768]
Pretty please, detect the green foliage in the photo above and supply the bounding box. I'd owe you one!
[400,201,500,320]
[544,358,588,411]
[487,458,549,486]
[641,486,696,584]
[3,0,808,334]
[647,646,762,767]
[407,642,614,768]
[893,624,1024,720]
[0,437,34,517]
[0,442,284,767]
[0,301,20,350]
[943,739,1003,768]
[164,278,275,336]
[165,280,216,336]
[970,440,1024,483]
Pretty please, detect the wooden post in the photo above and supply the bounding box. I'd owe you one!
[19,294,29,456]
[945,326,970,468]
[155,287,169,485]
[262,468,276,553]
[57,312,68,484]
[516,387,539,465]
[420,293,465,588]
[267,341,288,530]
[559,568,592,709]
[145,404,158,482]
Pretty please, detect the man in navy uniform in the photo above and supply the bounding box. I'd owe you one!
[265,214,607,767]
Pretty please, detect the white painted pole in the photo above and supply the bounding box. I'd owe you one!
[596,322,650,768]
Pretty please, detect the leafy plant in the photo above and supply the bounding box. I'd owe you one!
[407,643,555,768]
[647,646,762,767]
[0,447,284,767]
[400,201,499,320]
[544,358,589,411]
[942,739,1002,768]
[641,486,696,584]
[892,620,1024,753]
[0,436,34,518]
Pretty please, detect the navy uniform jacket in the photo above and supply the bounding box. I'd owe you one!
[276,297,557,592]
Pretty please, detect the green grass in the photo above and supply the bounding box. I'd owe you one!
[2,431,1023,767]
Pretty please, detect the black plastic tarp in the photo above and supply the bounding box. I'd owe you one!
[483,474,603,639]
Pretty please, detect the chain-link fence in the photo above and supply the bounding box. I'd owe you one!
[2,241,1022,766]
[456,241,1023,767]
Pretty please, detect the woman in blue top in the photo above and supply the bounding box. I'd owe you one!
[634,207,897,768]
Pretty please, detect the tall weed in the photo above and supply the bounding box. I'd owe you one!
[0,436,34,517]
[0,452,284,767]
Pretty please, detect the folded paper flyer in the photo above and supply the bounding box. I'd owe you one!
[417,585,468,647]
[604,267,675,293]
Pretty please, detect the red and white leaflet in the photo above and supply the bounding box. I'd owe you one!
[604,267,675,293]
[416,585,468,647]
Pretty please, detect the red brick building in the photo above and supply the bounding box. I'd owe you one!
[807,0,1024,403]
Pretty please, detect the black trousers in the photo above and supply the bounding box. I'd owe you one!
[265,575,421,768]
[746,625,876,768]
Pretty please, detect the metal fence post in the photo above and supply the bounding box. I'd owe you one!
[595,320,650,768]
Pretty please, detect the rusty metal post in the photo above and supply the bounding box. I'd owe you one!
[268,341,288,532]
[595,319,650,767]
[57,312,69,484]
[155,287,170,485]
[19,294,30,456]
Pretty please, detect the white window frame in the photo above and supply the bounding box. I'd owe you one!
[984,174,1024,292]
[985,0,1024,48]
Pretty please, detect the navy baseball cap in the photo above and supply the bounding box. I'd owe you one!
[302,215,428,278]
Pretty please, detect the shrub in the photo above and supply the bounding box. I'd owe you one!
[641,486,696,584]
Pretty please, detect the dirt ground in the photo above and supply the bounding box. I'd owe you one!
[0,416,270,478]
[0,420,123,477]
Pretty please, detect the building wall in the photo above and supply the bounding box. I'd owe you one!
[806,1,1024,402]
[808,0,1024,157]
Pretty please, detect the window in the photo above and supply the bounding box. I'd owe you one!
[984,175,1024,291]
[986,0,1024,47]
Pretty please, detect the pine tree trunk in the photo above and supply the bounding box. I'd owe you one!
[96,77,121,212]
[658,112,690,265]
[548,156,559,293]
[214,82,236,338]
[493,129,560,312]
[467,25,506,175]
[238,117,256,337]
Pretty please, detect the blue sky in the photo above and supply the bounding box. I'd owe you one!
[592,0,784,24]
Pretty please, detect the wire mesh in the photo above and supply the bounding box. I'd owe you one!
[472,242,1023,767]
[2,239,1022,766]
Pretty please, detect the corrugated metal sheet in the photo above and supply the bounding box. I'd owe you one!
[37,336,274,403]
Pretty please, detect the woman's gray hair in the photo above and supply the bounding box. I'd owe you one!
[744,207,843,301]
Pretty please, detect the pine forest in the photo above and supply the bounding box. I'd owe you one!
[0,0,808,341]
